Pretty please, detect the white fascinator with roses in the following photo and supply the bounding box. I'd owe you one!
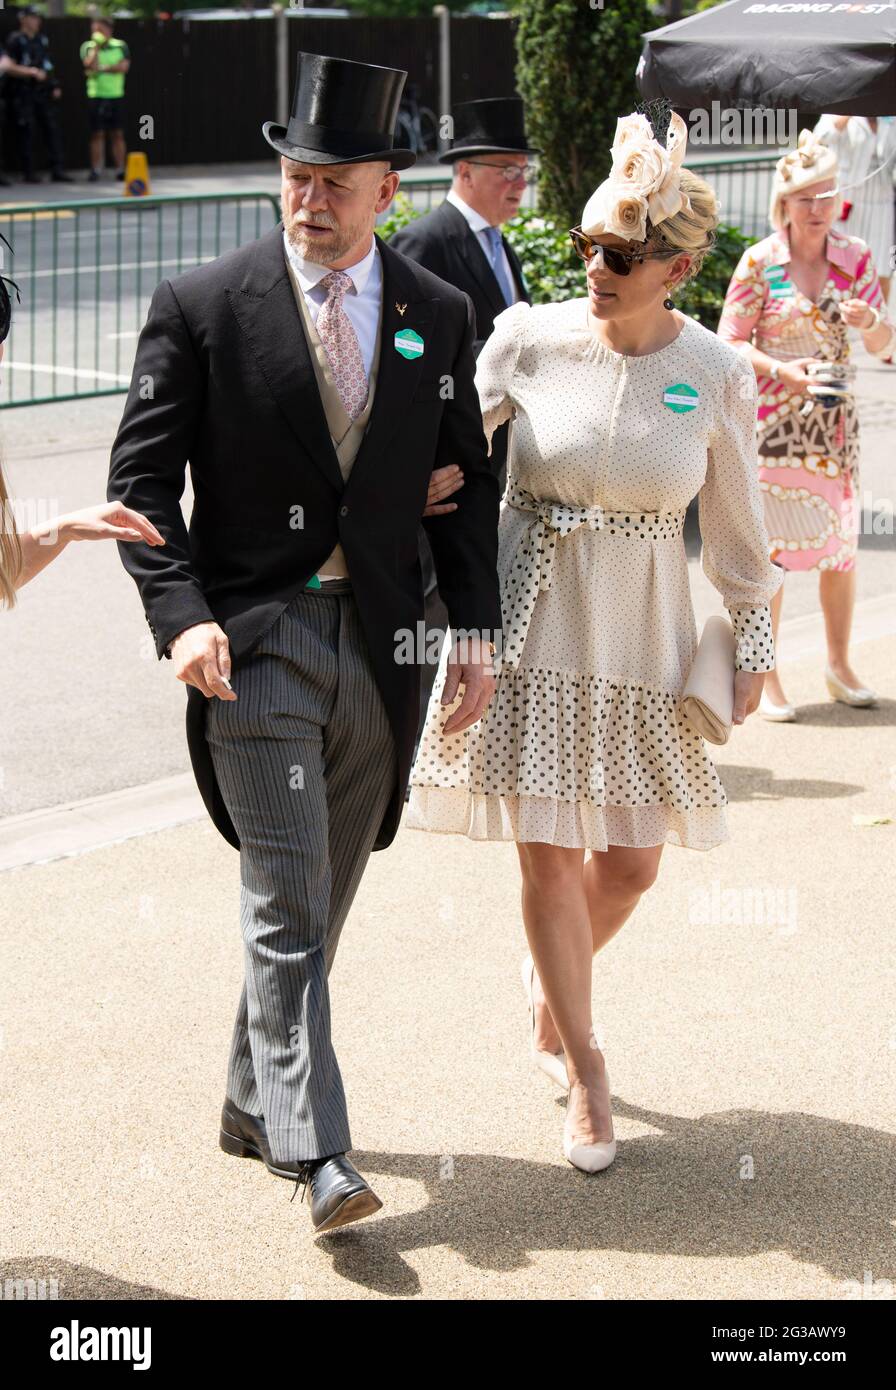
[581,101,692,244]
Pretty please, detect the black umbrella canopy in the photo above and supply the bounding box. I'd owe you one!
[638,0,896,117]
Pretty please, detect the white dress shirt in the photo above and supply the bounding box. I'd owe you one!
[446,187,521,305]
[282,230,383,378]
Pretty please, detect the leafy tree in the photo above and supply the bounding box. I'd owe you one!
[514,0,652,229]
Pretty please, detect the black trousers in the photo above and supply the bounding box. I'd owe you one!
[12,94,65,177]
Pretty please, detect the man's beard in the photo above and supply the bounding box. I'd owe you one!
[283,205,365,266]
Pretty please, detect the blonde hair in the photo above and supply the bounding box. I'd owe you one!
[1,460,22,609]
[648,166,720,287]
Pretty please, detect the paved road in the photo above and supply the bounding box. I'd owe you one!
[0,629,893,1298]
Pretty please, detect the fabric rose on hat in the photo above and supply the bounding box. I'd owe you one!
[582,109,692,241]
[581,180,649,242]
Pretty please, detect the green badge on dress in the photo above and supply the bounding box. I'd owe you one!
[306,574,322,589]
[764,264,794,299]
[394,328,424,360]
[662,383,699,413]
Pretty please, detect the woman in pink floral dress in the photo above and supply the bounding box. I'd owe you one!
[718,129,895,719]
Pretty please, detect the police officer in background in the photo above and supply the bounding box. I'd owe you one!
[390,98,537,728]
[4,7,72,184]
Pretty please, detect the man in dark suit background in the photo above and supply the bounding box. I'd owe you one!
[390,97,537,723]
[107,54,501,1234]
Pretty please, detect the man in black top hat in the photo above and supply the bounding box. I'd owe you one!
[108,53,501,1234]
[390,97,537,725]
[4,7,72,184]
[391,97,538,498]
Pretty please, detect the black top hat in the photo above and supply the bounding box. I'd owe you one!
[438,97,540,164]
[263,52,416,172]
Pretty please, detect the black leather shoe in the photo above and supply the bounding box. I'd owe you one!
[219,1099,382,1232]
[219,1098,308,1179]
[299,1154,383,1233]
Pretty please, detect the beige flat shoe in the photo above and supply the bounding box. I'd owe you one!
[824,664,877,707]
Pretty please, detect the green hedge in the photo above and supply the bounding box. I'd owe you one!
[380,198,751,331]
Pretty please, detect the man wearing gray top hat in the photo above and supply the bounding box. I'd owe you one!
[108,53,502,1233]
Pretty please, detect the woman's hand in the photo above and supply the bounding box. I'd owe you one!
[422,464,464,516]
[53,502,165,546]
[839,297,877,331]
[775,356,824,396]
[17,503,164,590]
[733,670,766,724]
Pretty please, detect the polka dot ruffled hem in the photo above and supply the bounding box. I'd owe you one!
[408,665,731,852]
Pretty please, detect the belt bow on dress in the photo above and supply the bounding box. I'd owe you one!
[498,480,687,671]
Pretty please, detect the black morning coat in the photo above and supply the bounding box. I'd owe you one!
[106,223,503,852]
[389,198,531,489]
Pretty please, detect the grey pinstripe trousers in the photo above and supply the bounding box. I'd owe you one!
[205,578,396,1163]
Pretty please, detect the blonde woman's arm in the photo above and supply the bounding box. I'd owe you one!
[15,501,164,590]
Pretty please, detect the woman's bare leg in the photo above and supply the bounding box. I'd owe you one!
[761,578,789,705]
[527,841,664,1054]
[583,842,665,954]
[518,840,663,1145]
[820,566,869,689]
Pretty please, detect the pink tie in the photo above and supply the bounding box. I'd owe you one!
[316,270,369,420]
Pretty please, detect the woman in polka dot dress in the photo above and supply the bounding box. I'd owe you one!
[407,108,784,1173]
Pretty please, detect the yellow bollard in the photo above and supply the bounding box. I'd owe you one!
[123,151,151,198]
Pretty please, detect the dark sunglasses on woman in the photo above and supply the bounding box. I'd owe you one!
[568,225,682,276]
[569,225,713,277]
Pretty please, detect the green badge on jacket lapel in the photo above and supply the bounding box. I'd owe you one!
[394,328,424,360]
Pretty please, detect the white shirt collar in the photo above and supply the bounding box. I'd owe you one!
[282,230,379,297]
[446,187,496,236]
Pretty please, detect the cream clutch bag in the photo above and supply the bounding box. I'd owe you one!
[679,614,736,745]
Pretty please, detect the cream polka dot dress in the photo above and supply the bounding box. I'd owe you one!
[406,298,784,852]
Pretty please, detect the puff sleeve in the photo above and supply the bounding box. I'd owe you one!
[474,300,529,456]
[717,245,766,351]
[699,354,784,673]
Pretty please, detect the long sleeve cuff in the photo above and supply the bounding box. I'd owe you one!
[729,604,776,672]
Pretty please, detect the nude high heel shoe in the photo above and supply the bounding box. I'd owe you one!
[563,1068,617,1173]
[824,664,878,707]
[520,954,569,1092]
[759,688,796,722]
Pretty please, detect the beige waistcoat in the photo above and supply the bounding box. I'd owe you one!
[285,257,384,578]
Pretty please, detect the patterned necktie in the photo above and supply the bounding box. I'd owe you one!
[316,269,369,419]
[485,225,514,306]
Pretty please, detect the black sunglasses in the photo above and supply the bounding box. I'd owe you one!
[569,225,679,276]
[0,232,21,345]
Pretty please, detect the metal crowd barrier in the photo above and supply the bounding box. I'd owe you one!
[0,192,281,409]
[0,156,774,410]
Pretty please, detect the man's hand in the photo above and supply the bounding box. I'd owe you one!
[733,670,765,725]
[439,635,496,734]
[422,464,464,517]
[170,621,236,701]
